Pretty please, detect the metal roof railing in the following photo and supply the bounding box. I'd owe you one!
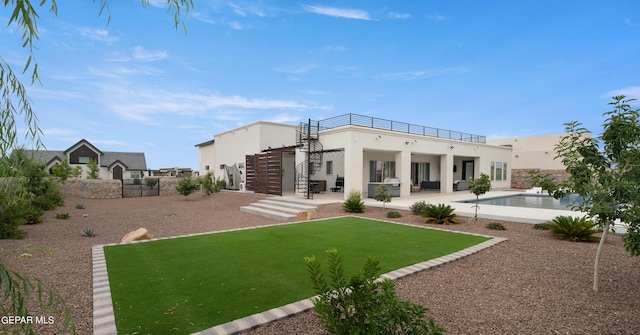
[316,113,486,143]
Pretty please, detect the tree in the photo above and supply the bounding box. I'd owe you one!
[201,172,224,196]
[1,1,194,333]
[87,159,100,179]
[468,173,491,221]
[553,96,640,292]
[175,175,200,197]
[373,184,392,211]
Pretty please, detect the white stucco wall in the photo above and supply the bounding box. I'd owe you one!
[208,121,297,183]
[487,134,567,170]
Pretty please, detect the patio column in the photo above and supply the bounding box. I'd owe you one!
[440,154,454,193]
[343,141,363,200]
[396,149,411,197]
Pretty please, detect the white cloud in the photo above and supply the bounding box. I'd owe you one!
[427,12,448,21]
[604,86,640,100]
[274,64,317,74]
[78,27,117,42]
[228,2,267,17]
[375,67,470,81]
[131,46,168,62]
[303,5,371,20]
[387,12,411,19]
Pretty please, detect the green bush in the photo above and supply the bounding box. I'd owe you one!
[342,190,365,213]
[546,216,600,242]
[201,172,224,196]
[175,175,201,197]
[55,213,70,220]
[410,200,430,215]
[76,203,85,209]
[486,222,506,230]
[305,248,446,335]
[387,211,402,218]
[422,204,458,225]
[133,178,142,185]
[145,179,158,189]
[0,196,37,239]
[81,228,96,237]
[533,222,551,230]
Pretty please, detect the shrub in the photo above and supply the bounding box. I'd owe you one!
[342,190,365,213]
[422,204,458,225]
[133,178,142,185]
[145,179,158,190]
[546,216,600,242]
[175,176,201,197]
[201,172,224,196]
[410,200,430,215]
[76,203,85,209]
[533,222,552,230]
[55,213,70,220]
[305,248,446,335]
[387,211,402,218]
[81,228,96,237]
[486,222,506,230]
[0,195,36,239]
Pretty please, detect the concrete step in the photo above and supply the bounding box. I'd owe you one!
[240,205,297,221]
[249,202,304,215]
[258,198,318,210]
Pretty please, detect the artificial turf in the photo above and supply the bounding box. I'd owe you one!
[103,216,490,334]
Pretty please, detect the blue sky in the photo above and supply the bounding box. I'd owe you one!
[3,0,639,170]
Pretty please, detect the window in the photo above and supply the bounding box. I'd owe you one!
[369,161,396,182]
[78,157,90,164]
[495,162,503,181]
[326,161,333,175]
[205,165,210,170]
[490,161,495,181]
[411,162,430,185]
[130,171,142,179]
[490,161,508,181]
[503,162,508,181]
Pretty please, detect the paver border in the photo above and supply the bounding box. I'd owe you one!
[93,216,507,335]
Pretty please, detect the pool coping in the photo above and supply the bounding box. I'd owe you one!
[93,216,507,335]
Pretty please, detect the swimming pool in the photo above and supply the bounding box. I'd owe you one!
[459,194,583,210]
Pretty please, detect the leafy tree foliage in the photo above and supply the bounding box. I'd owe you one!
[1,1,194,333]
[201,172,224,196]
[87,159,100,179]
[553,96,640,291]
[373,184,391,210]
[468,173,491,221]
[305,248,446,335]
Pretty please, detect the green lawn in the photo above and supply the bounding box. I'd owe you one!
[104,217,490,334]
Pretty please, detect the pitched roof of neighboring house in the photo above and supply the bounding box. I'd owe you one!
[21,139,147,170]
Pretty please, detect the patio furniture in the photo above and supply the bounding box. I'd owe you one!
[420,181,440,190]
[332,175,344,192]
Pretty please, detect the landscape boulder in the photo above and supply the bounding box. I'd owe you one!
[296,209,317,221]
[121,228,152,243]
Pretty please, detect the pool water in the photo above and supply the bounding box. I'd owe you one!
[460,194,583,210]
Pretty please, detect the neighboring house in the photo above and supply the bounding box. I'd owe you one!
[23,139,147,180]
[487,134,576,188]
[197,114,513,199]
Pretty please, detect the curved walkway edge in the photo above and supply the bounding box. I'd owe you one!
[92,218,508,335]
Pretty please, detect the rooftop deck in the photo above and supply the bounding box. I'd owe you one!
[314,113,486,144]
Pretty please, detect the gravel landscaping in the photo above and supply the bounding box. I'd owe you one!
[1,190,639,335]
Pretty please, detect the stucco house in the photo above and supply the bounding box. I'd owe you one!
[487,134,577,189]
[197,114,513,199]
[23,139,148,180]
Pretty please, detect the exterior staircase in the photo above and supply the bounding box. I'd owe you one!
[295,120,323,199]
[240,197,318,221]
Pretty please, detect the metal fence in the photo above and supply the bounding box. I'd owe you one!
[122,178,161,198]
[317,113,486,143]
